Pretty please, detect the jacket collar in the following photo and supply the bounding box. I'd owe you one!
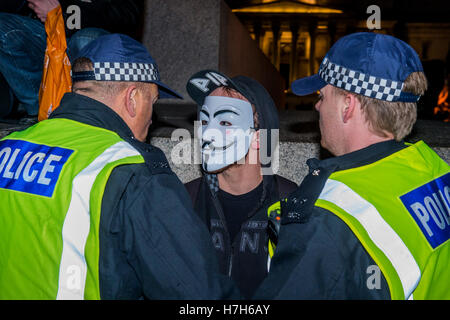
[49,92,136,141]
[308,139,408,173]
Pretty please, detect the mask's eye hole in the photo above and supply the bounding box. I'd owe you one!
[201,120,208,126]
[220,121,232,126]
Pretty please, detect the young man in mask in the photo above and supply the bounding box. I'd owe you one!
[185,70,297,299]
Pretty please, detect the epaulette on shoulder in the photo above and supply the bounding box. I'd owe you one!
[280,165,334,225]
[128,139,173,175]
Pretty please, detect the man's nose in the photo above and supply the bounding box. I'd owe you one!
[314,100,320,112]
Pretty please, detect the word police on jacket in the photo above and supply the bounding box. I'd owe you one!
[401,173,450,249]
[0,140,73,197]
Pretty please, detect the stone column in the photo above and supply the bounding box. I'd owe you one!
[308,20,317,76]
[289,23,299,84]
[271,21,280,70]
[253,21,262,50]
[328,21,337,48]
[259,28,266,52]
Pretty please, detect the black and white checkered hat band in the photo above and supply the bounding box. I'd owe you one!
[93,62,160,82]
[319,57,406,102]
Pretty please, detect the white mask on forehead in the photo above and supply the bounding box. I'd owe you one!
[198,95,255,173]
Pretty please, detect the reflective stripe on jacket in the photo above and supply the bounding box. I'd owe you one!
[316,141,450,300]
[0,118,143,299]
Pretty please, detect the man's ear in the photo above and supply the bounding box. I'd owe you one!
[342,93,358,123]
[125,85,138,118]
[250,129,260,150]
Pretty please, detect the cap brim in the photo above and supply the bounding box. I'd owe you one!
[154,81,183,99]
[186,70,240,106]
[291,74,327,96]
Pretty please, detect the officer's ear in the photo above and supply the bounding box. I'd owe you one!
[342,92,358,124]
[125,85,138,118]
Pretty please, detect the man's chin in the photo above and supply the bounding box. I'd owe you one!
[202,163,230,174]
[202,161,245,174]
[201,150,249,174]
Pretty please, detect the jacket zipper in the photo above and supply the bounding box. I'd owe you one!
[208,176,270,280]
[211,194,234,276]
[210,187,267,277]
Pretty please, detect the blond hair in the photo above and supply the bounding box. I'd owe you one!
[334,72,428,140]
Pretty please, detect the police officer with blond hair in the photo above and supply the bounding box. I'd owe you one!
[255,32,449,300]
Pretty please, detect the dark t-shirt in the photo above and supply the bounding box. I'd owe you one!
[218,182,264,243]
[185,175,297,299]
[217,182,264,298]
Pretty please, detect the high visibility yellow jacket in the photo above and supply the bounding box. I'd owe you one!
[262,140,449,300]
[0,118,143,299]
[316,141,449,299]
[0,92,241,300]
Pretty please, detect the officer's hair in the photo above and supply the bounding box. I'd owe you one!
[218,86,260,130]
[333,72,428,141]
[71,57,151,98]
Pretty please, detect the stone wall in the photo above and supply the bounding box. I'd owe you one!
[142,0,220,103]
[218,2,286,108]
[150,137,450,185]
[0,122,448,186]
[142,0,285,108]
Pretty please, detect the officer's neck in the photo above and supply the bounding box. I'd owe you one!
[340,132,395,156]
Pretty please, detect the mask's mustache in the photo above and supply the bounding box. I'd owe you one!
[202,141,210,149]
[202,139,234,151]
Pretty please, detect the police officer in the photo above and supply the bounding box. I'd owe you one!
[0,34,238,299]
[254,32,450,300]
